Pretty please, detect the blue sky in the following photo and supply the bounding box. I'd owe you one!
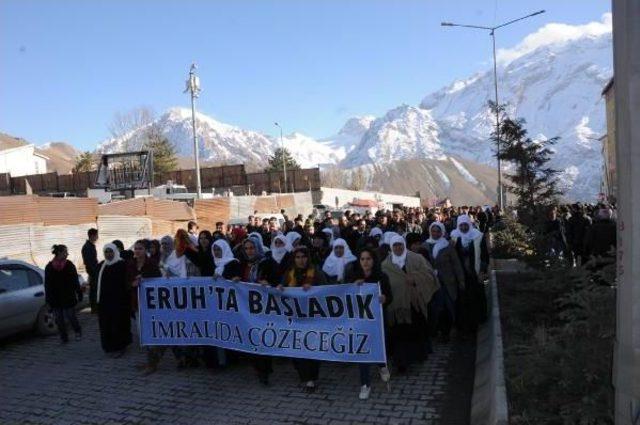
[0,0,610,151]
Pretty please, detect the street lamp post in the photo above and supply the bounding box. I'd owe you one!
[184,63,203,199]
[274,122,287,193]
[441,10,545,210]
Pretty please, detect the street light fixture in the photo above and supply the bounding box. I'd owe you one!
[274,122,287,193]
[184,63,203,199]
[441,10,545,210]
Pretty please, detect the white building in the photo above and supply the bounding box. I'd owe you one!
[315,187,421,211]
[0,144,48,177]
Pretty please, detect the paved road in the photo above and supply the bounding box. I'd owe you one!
[0,310,470,425]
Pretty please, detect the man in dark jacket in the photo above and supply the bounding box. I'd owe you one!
[566,204,592,266]
[584,207,616,259]
[81,228,99,313]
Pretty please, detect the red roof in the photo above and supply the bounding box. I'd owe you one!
[350,199,378,208]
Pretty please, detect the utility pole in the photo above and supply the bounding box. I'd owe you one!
[274,122,287,192]
[441,9,545,210]
[185,63,202,199]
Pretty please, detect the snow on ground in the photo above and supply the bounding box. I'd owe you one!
[449,157,479,185]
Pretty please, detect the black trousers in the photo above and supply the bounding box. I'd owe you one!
[252,354,273,379]
[292,358,320,382]
[53,307,81,340]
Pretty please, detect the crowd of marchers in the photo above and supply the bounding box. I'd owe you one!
[42,202,615,400]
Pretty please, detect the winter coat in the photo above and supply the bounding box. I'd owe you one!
[584,219,616,257]
[425,241,465,302]
[45,261,80,309]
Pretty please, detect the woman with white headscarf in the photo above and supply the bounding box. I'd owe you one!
[265,234,292,282]
[96,243,131,358]
[381,235,439,374]
[212,239,241,279]
[424,222,465,342]
[450,214,488,332]
[377,231,400,262]
[322,238,357,283]
[286,231,303,251]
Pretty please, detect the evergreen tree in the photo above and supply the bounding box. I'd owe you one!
[142,124,178,182]
[266,148,300,172]
[73,151,94,173]
[491,102,563,226]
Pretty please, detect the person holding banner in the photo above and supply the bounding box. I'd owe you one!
[344,247,393,400]
[212,239,241,279]
[183,230,215,277]
[321,238,357,283]
[281,246,327,393]
[265,234,292,282]
[96,243,131,358]
[128,240,162,317]
[237,236,278,385]
[382,235,439,374]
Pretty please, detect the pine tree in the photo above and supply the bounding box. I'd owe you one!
[492,103,563,226]
[142,124,178,182]
[266,148,300,172]
[73,151,94,173]
[147,137,178,182]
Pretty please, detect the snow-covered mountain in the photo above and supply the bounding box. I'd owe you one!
[320,116,376,160]
[98,107,338,168]
[341,105,446,167]
[341,14,612,200]
[419,15,613,199]
[97,14,612,201]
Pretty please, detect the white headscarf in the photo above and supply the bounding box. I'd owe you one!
[286,231,302,249]
[322,238,357,282]
[96,243,122,303]
[164,249,187,278]
[390,234,408,269]
[369,227,383,238]
[451,214,483,247]
[382,231,400,247]
[270,234,290,264]
[212,239,236,277]
[425,221,449,259]
[321,228,334,246]
[248,232,269,252]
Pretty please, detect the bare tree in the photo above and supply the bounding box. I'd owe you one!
[107,106,156,151]
[348,167,367,191]
[321,165,347,188]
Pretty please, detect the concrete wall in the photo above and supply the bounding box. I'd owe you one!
[611,1,640,422]
[316,187,421,210]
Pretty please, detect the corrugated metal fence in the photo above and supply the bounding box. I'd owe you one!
[0,217,152,273]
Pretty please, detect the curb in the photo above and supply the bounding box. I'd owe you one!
[470,270,509,425]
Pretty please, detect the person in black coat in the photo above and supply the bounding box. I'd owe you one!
[81,228,99,313]
[344,247,393,400]
[97,243,131,357]
[236,236,279,385]
[584,207,617,260]
[566,204,592,266]
[264,234,293,283]
[184,230,216,277]
[45,244,82,343]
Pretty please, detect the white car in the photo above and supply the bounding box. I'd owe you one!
[0,259,89,338]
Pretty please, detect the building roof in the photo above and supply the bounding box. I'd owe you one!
[602,77,614,96]
[349,199,378,208]
[0,143,49,160]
